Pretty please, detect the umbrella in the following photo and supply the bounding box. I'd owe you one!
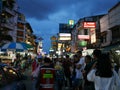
[1,42,27,51]
[20,42,34,50]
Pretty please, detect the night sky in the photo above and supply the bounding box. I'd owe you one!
[17,0,118,53]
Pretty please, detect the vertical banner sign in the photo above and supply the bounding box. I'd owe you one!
[90,28,96,43]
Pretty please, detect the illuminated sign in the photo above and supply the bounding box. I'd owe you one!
[59,33,71,40]
[59,37,71,40]
[78,40,87,47]
[59,33,71,36]
[78,35,90,40]
[68,20,75,25]
[83,22,96,28]
[90,28,96,43]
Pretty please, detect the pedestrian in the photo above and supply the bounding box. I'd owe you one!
[32,57,38,73]
[82,55,93,90]
[87,53,120,90]
[72,50,85,90]
[71,54,79,80]
[31,57,38,79]
[85,49,102,90]
[35,57,55,90]
[54,60,65,90]
[91,49,102,65]
[62,55,72,89]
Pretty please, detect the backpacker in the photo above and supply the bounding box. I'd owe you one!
[39,67,55,90]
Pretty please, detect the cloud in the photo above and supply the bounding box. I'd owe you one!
[17,0,118,52]
[17,0,117,20]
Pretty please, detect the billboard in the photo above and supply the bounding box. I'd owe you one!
[59,33,71,40]
[59,23,71,33]
[83,22,96,28]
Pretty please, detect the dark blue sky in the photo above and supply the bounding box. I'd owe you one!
[17,0,118,53]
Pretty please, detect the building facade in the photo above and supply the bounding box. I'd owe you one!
[71,15,104,52]
[108,2,120,45]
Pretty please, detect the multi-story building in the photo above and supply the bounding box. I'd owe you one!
[16,12,26,42]
[108,2,120,45]
[0,0,17,44]
[100,14,112,47]
[58,23,72,55]
[71,15,104,52]
[0,0,36,52]
[100,2,120,51]
[50,35,57,51]
[50,35,58,57]
[25,22,36,48]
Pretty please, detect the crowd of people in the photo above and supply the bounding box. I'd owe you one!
[31,49,120,90]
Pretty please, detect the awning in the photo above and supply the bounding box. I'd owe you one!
[102,44,120,52]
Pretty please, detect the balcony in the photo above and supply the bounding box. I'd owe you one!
[1,18,14,30]
[3,7,15,16]
[1,23,14,30]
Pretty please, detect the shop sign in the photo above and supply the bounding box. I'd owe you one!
[83,22,96,28]
[78,40,87,47]
[78,35,90,40]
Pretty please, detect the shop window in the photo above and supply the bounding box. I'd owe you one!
[17,23,24,30]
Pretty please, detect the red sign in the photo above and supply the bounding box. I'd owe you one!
[83,22,96,28]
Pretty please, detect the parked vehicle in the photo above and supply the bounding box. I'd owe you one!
[0,63,26,90]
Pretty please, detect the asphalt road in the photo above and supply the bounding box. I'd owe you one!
[23,66,34,90]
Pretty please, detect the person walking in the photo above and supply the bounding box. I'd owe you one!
[84,49,102,90]
[82,55,93,90]
[54,60,65,90]
[72,50,85,90]
[87,53,120,90]
[32,57,38,73]
[62,55,72,89]
[35,57,55,90]
[88,49,102,70]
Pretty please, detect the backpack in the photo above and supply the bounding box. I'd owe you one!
[39,67,55,89]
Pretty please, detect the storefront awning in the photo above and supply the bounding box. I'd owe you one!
[102,44,120,52]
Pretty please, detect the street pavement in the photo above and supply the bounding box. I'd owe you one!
[23,66,34,90]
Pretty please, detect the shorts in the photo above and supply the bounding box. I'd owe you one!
[72,79,83,87]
